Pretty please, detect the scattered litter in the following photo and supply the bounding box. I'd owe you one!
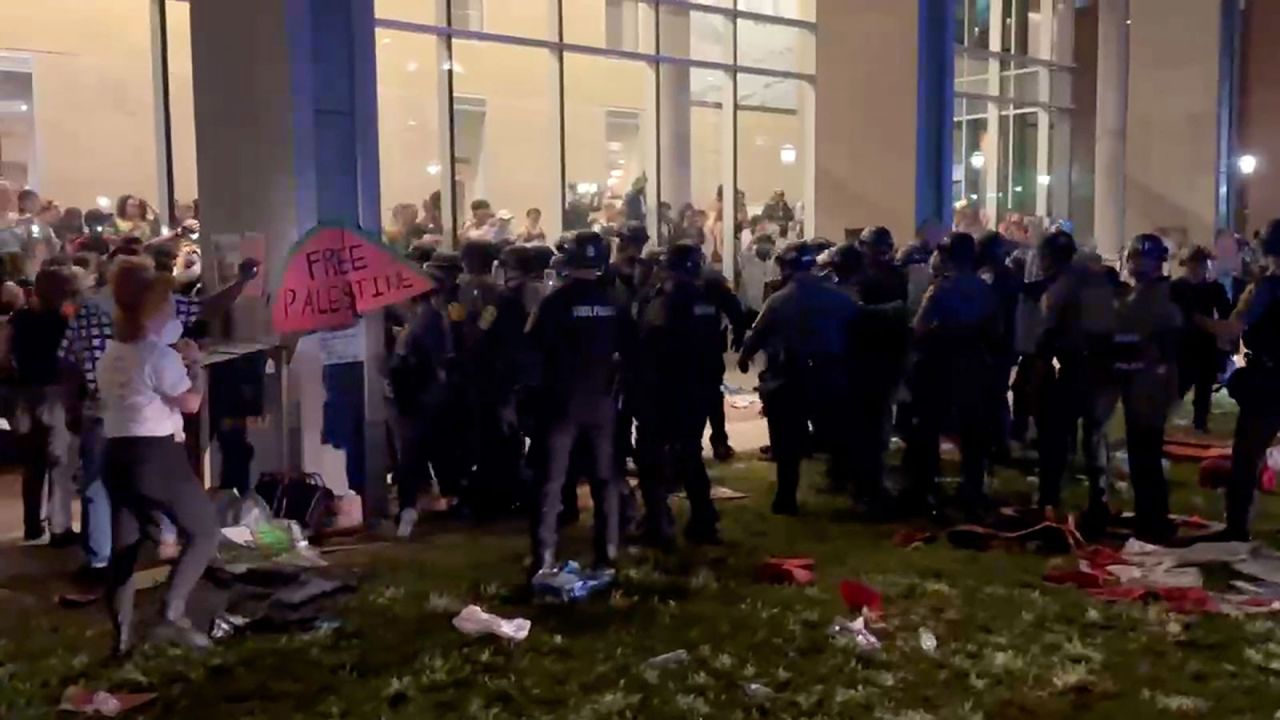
[892,529,936,548]
[210,613,251,641]
[728,396,759,410]
[59,687,156,716]
[274,577,352,607]
[918,627,938,654]
[220,526,255,547]
[56,592,100,609]
[134,566,170,591]
[678,485,749,501]
[756,557,815,586]
[839,580,883,616]
[643,649,690,669]
[742,683,775,704]
[828,616,881,653]
[531,561,616,602]
[452,605,531,642]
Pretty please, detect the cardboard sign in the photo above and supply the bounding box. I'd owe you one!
[272,225,431,335]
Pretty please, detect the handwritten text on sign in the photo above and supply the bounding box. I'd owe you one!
[272,226,432,335]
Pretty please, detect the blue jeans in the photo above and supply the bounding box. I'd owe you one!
[79,417,111,568]
[81,417,178,568]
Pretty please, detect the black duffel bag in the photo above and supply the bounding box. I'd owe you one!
[255,472,335,534]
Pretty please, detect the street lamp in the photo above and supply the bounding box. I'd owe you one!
[1239,154,1258,176]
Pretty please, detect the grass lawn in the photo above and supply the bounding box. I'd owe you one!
[3,405,1280,718]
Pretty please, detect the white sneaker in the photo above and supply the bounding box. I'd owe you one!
[396,508,419,539]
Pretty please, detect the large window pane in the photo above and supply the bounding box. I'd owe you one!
[451,40,560,241]
[661,67,731,261]
[737,75,806,241]
[376,29,448,250]
[375,0,443,25]
[954,97,993,232]
[955,0,991,49]
[737,20,813,73]
[659,6,731,64]
[0,0,164,217]
[460,0,556,39]
[166,0,197,218]
[563,54,654,235]
[564,0,655,53]
[738,0,815,22]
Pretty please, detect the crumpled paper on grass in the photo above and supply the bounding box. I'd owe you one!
[452,605,531,642]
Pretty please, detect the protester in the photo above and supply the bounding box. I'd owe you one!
[97,257,218,653]
[517,207,547,244]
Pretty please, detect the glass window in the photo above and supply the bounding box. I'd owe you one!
[738,0,815,22]
[661,66,730,259]
[737,19,813,73]
[738,75,808,242]
[563,54,654,235]
[0,0,164,219]
[166,0,198,216]
[954,97,993,230]
[466,0,557,39]
[956,0,992,49]
[453,0,485,30]
[565,0,655,52]
[375,0,444,25]
[659,6,732,64]
[451,40,561,241]
[376,28,449,249]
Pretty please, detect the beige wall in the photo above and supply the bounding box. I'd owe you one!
[815,0,919,243]
[1,0,165,211]
[1124,0,1221,248]
[1239,0,1280,236]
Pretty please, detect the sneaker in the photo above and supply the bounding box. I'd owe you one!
[149,618,212,650]
[396,508,419,539]
[48,530,81,549]
[21,530,48,546]
[712,443,736,462]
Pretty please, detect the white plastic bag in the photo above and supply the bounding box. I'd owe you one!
[452,605,531,642]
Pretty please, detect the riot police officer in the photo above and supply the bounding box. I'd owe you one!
[977,230,1022,460]
[635,242,724,545]
[1033,230,1120,523]
[738,241,860,515]
[1094,234,1181,541]
[905,232,1002,518]
[528,231,636,572]
[1217,220,1280,541]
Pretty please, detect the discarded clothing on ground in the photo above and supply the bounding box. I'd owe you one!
[531,561,616,602]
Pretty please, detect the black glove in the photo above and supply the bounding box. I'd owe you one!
[238,258,261,283]
[737,355,751,374]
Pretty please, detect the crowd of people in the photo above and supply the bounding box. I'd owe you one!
[0,185,257,652]
[4,173,1280,655]
[384,208,1280,589]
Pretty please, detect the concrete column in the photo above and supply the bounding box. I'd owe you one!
[190,0,388,517]
[657,4,692,210]
[815,0,921,243]
[1092,0,1128,261]
[1125,0,1222,251]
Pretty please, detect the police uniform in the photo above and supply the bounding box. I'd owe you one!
[1090,236,1180,539]
[905,233,1002,515]
[1222,221,1280,540]
[739,241,860,515]
[1032,232,1120,517]
[528,232,636,570]
[635,243,723,544]
[701,268,748,460]
[855,227,913,468]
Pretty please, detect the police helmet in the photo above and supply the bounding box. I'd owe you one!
[809,237,836,255]
[498,244,536,276]
[460,239,497,275]
[424,250,463,283]
[564,230,610,271]
[775,240,819,274]
[406,241,437,267]
[1038,229,1078,267]
[619,222,650,251]
[664,242,705,278]
[939,232,978,269]
[975,230,1009,267]
[828,242,865,281]
[1263,218,1280,257]
[527,243,556,274]
[858,226,895,253]
[1126,233,1169,264]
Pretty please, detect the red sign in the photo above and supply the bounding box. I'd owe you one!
[271,225,432,334]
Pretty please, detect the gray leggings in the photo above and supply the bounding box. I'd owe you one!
[103,436,218,637]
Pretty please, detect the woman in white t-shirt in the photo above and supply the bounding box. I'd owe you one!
[97,257,217,654]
